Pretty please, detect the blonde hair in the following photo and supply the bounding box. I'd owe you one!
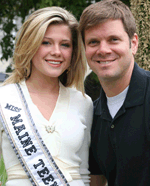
[5,7,87,93]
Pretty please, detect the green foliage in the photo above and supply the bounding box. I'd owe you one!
[0,156,7,186]
[0,0,41,60]
[130,0,150,70]
[39,0,91,20]
[6,64,13,73]
[84,71,101,101]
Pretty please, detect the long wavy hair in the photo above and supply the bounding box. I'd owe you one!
[4,6,87,93]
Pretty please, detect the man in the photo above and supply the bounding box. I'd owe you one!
[79,0,150,185]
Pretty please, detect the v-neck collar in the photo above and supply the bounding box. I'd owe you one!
[20,80,70,126]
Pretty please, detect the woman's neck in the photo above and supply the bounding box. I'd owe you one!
[26,75,59,95]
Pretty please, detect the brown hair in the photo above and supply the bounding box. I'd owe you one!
[79,0,136,42]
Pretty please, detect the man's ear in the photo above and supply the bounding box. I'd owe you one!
[131,33,138,55]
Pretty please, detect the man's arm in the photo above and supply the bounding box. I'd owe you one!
[90,175,107,186]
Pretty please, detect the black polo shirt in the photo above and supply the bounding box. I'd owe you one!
[89,63,150,186]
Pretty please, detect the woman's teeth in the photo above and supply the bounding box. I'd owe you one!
[46,60,61,64]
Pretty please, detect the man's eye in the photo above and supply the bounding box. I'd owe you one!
[111,38,119,42]
[89,40,98,44]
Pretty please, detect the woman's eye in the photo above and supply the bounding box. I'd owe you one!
[42,41,50,45]
[61,43,70,47]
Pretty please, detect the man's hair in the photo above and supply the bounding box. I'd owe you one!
[79,0,136,42]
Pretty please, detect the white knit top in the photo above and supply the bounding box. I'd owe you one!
[0,81,93,186]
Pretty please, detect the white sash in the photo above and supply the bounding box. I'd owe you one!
[0,83,70,186]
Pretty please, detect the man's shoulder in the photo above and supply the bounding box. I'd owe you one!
[144,70,150,78]
[93,96,102,115]
[136,63,150,78]
[141,68,150,85]
[93,96,100,106]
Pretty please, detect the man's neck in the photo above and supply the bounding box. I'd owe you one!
[99,61,134,97]
[101,79,129,97]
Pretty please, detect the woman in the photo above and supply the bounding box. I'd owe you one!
[0,7,93,186]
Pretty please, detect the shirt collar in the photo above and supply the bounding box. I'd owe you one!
[95,63,147,116]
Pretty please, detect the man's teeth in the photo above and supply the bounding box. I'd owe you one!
[97,61,111,64]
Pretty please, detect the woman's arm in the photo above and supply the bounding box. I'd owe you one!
[79,97,93,185]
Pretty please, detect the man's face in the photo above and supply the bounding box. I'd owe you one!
[84,19,138,83]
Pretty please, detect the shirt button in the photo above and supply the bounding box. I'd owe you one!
[111,124,115,129]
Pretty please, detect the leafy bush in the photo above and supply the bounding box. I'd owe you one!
[0,156,7,186]
[131,0,150,70]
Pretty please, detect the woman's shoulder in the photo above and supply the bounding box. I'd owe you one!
[0,83,14,89]
[0,83,12,94]
[0,83,16,96]
[68,87,93,106]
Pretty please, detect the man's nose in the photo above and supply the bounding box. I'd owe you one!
[96,41,111,56]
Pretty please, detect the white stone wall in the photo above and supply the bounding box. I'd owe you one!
[0,17,22,73]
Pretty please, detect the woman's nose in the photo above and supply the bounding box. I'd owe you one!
[50,44,61,56]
